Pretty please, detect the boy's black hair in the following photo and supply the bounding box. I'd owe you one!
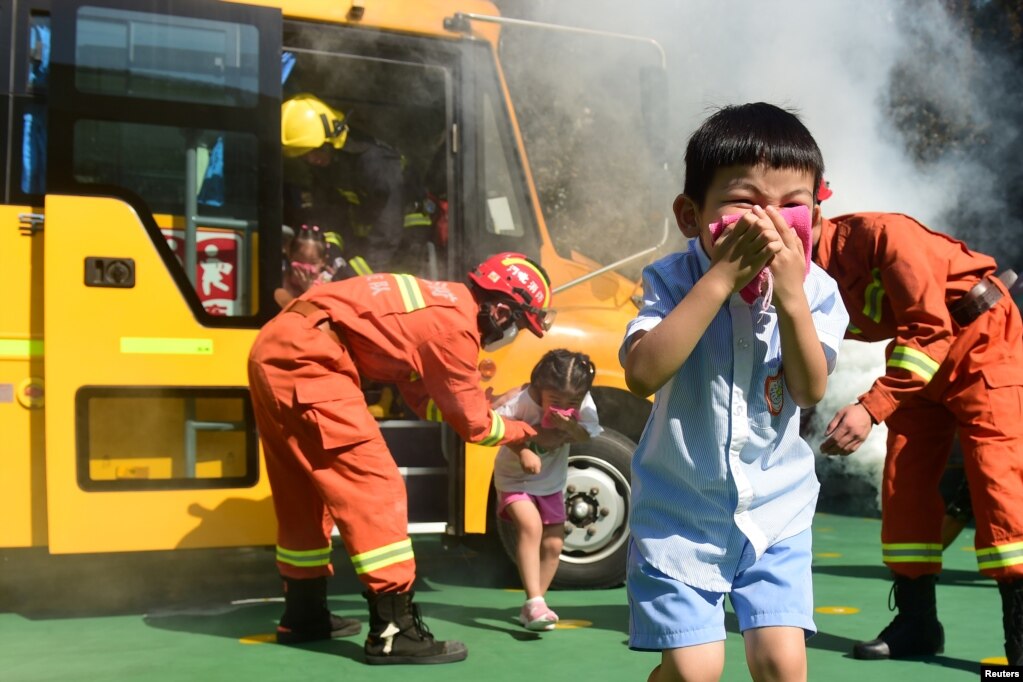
[530,348,596,395]
[682,102,825,207]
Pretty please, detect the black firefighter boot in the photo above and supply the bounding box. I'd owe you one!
[276,576,361,644]
[364,591,467,665]
[853,574,945,659]
[999,579,1023,665]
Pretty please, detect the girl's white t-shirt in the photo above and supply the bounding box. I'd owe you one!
[492,387,602,495]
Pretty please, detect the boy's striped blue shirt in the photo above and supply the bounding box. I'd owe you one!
[619,238,849,592]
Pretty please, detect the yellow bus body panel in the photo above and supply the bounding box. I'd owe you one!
[238,0,501,42]
[0,206,47,548]
[42,195,275,553]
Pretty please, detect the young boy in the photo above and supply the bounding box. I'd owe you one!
[813,206,1023,664]
[620,103,848,682]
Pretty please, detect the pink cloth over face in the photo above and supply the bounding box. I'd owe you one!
[708,205,813,305]
[541,405,580,429]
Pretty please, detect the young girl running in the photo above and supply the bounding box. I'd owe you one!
[493,349,602,631]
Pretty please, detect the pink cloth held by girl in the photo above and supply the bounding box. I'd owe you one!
[708,205,813,305]
[541,406,580,428]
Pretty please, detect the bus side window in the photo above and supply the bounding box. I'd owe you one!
[20,12,49,196]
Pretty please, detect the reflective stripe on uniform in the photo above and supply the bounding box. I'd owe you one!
[276,544,333,568]
[425,399,443,422]
[476,409,506,446]
[863,268,885,323]
[349,256,373,276]
[394,274,426,311]
[350,538,414,575]
[881,542,943,565]
[324,231,344,251]
[403,212,432,228]
[977,541,1023,571]
[888,345,940,383]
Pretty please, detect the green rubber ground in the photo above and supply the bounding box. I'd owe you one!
[0,513,1003,681]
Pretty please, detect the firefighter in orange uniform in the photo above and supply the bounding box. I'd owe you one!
[812,188,1023,664]
[248,252,555,665]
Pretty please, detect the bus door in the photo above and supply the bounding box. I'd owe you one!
[42,0,282,553]
[281,21,462,534]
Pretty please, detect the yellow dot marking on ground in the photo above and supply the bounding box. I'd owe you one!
[973,654,1006,666]
[814,552,842,559]
[239,633,277,644]
[815,606,860,615]
[555,619,592,629]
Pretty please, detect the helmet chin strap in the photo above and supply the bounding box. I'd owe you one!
[477,304,518,350]
[484,324,519,351]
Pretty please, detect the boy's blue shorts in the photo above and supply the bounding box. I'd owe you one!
[627,528,816,651]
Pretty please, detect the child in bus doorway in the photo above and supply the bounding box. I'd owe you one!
[274,224,331,309]
[493,349,602,631]
[620,103,848,682]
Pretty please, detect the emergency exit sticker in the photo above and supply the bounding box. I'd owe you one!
[120,337,214,355]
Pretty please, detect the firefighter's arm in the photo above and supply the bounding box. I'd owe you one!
[857,216,954,424]
[415,330,536,445]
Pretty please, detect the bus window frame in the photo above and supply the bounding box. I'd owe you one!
[45,0,283,328]
[459,40,541,268]
[281,19,462,280]
[74,385,258,492]
[11,0,51,96]
[4,0,51,205]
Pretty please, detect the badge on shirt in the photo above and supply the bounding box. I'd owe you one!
[765,367,785,416]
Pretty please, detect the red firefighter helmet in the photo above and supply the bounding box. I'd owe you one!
[469,252,554,337]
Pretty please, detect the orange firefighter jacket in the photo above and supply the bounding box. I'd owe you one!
[814,213,997,424]
[299,272,534,446]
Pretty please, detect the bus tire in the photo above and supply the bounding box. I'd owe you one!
[496,429,634,590]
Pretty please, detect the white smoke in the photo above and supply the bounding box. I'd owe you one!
[496,0,1000,513]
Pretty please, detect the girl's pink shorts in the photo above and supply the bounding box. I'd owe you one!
[497,490,566,525]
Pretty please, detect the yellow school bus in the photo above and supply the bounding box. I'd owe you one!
[0,0,667,589]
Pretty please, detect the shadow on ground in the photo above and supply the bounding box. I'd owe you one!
[0,531,519,619]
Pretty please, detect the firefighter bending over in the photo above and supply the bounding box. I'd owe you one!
[814,198,1023,665]
[280,93,432,279]
[248,252,556,665]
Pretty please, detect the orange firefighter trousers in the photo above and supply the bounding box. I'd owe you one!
[248,307,415,593]
[882,292,1023,581]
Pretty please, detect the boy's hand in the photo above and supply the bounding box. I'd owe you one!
[762,205,807,303]
[710,209,780,293]
[820,403,874,455]
[518,448,542,475]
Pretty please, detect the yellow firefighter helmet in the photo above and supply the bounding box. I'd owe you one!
[281,93,349,158]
